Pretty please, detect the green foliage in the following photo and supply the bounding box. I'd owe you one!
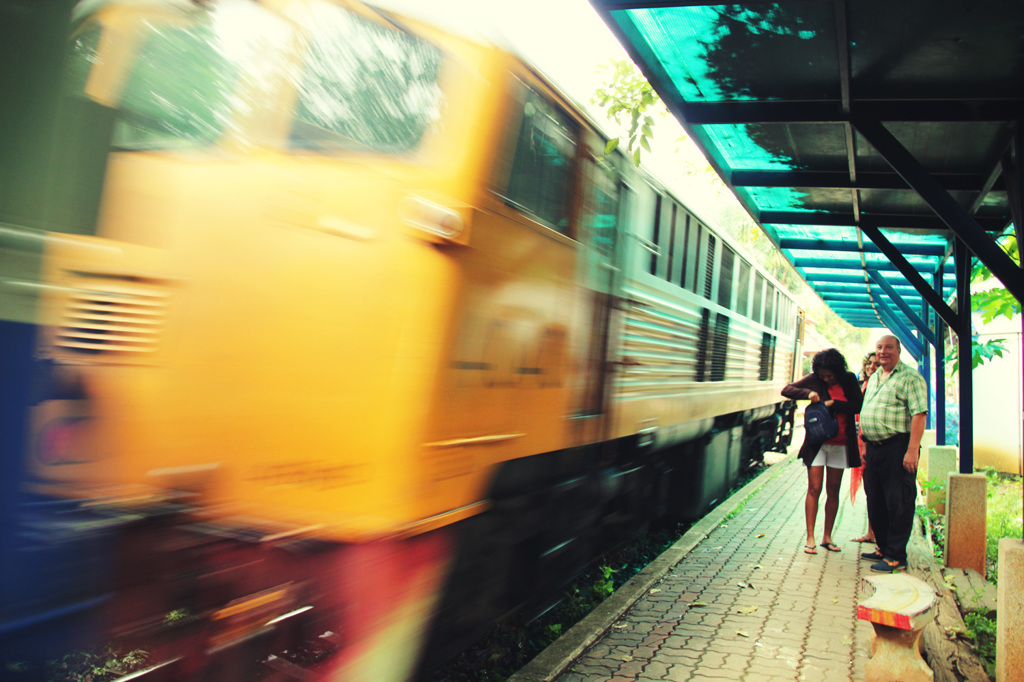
[591,59,663,167]
[164,608,190,625]
[970,232,1020,283]
[592,565,617,600]
[916,476,949,561]
[972,288,1020,324]
[945,337,1009,375]
[963,611,997,678]
[916,503,946,563]
[45,647,149,682]
[966,228,1020,326]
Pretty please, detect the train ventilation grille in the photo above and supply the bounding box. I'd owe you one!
[56,278,169,356]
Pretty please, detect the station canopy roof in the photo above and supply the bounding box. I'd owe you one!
[589,0,1023,331]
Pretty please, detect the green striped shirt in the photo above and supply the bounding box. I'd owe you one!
[860,360,929,440]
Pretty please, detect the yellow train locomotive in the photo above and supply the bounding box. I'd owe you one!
[0,0,800,678]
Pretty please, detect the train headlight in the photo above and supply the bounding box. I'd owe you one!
[399,195,465,242]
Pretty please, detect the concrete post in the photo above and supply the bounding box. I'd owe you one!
[997,538,1024,682]
[921,445,957,514]
[918,429,935,479]
[944,473,987,576]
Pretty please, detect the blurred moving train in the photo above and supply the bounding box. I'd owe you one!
[0,0,801,679]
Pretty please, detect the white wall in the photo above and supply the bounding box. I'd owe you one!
[972,310,1023,474]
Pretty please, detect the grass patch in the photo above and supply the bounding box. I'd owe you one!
[984,469,1022,583]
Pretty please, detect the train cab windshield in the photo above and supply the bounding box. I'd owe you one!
[66,0,444,153]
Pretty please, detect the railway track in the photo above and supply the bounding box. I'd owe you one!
[424,460,775,682]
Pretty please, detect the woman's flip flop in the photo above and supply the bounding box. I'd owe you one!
[851,535,875,543]
[804,544,818,554]
[820,542,841,552]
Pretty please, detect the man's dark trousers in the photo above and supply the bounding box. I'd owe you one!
[863,433,916,563]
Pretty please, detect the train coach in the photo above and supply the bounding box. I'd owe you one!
[0,0,801,678]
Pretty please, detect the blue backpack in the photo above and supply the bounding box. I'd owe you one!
[804,402,839,443]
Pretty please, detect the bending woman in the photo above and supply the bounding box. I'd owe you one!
[782,349,863,554]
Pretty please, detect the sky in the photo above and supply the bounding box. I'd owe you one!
[373,0,630,111]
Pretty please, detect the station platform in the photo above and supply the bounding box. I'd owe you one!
[509,446,881,681]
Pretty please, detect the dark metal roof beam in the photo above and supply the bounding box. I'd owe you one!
[1001,129,1024,261]
[809,272,908,284]
[814,283,915,294]
[681,99,1024,125]
[859,222,959,328]
[761,210,1005,232]
[793,257,954,274]
[779,238,946,256]
[867,270,938,348]
[872,297,924,360]
[822,294,873,303]
[732,170,1004,192]
[969,129,1015,215]
[854,118,1024,303]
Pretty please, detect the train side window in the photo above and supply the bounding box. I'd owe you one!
[667,204,679,283]
[752,273,765,324]
[291,2,443,153]
[649,195,662,275]
[695,308,711,382]
[678,213,691,288]
[703,233,716,299]
[717,245,734,309]
[584,158,619,257]
[683,217,700,292]
[759,332,776,380]
[711,313,729,381]
[764,283,776,329]
[736,259,751,317]
[504,89,578,234]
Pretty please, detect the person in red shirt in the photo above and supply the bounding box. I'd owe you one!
[782,349,863,554]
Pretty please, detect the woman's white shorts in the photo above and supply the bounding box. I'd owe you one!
[809,443,848,468]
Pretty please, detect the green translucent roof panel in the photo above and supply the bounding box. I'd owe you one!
[592,0,1019,328]
[622,4,838,103]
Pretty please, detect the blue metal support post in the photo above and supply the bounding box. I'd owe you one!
[954,240,973,473]
[921,299,931,430]
[933,271,946,447]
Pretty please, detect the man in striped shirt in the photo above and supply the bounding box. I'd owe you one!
[859,334,928,573]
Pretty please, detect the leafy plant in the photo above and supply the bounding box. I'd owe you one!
[916,476,949,561]
[946,337,1009,374]
[164,608,190,625]
[592,59,662,166]
[591,565,617,600]
[964,611,997,679]
[45,647,149,682]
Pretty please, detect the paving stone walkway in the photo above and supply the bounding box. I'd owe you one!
[544,455,878,681]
